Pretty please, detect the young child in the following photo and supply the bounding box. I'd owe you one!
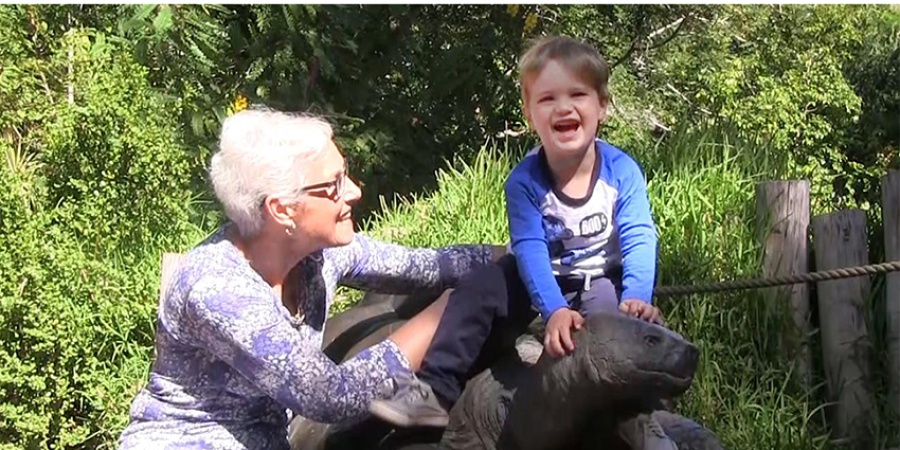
[503,34,661,357]
[369,35,672,448]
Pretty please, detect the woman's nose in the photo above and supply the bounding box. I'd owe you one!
[343,178,362,204]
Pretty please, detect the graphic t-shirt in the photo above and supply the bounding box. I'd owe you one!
[504,138,658,320]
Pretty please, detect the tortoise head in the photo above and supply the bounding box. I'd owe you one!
[576,310,699,400]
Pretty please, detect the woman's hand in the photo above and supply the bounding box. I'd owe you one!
[543,308,585,358]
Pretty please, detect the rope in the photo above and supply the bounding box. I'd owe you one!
[653,260,900,298]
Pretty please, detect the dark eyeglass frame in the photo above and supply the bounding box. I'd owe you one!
[298,163,349,202]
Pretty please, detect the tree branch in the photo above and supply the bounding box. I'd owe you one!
[645,15,689,52]
[666,82,711,115]
[610,37,640,69]
[67,9,75,104]
[610,14,690,69]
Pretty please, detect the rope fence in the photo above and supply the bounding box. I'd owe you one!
[653,260,900,298]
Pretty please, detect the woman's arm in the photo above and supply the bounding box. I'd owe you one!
[183,276,411,424]
[324,233,497,294]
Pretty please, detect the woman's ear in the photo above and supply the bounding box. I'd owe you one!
[262,195,299,231]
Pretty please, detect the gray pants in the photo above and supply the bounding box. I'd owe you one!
[557,269,624,318]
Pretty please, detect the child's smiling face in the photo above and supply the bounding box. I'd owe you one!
[523,59,608,161]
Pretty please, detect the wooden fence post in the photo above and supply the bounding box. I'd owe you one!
[883,169,900,418]
[811,209,875,446]
[756,180,812,391]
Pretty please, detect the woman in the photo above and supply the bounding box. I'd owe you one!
[118,106,498,449]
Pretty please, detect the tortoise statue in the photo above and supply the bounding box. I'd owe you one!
[288,286,725,450]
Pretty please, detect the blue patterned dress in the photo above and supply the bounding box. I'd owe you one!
[118,225,494,450]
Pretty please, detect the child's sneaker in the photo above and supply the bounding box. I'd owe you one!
[369,373,450,428]
[617,413,678,450]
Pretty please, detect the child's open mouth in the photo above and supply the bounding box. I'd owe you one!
[553,120,580,134]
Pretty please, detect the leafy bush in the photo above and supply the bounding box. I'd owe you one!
[0,27,202,449]
[0,219,153,449]
[646,130,823,449]
[39,30,194,257]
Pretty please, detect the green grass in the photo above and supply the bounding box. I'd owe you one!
[335,128,898,449]
[330,141,520,313]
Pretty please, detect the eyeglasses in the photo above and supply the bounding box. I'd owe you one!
[298,163,349,202]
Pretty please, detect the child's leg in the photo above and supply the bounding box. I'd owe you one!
[574,272,623,317]
[417,254,537,406]
[555,269,623,318]
[370,254,537,427]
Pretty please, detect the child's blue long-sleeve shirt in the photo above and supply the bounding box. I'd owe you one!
[504,139,658,321]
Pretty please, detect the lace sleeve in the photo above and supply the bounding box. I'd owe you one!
[325,233,496,293]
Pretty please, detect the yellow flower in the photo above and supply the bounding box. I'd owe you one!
[231,94,249,115]
[507,4,520,17]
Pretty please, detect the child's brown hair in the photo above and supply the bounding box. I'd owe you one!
[518,35,610,102]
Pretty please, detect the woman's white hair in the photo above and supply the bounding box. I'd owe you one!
[209,106,333,238]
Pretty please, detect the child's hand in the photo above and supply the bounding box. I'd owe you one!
[619,299,663,324]
[544,308,585,358]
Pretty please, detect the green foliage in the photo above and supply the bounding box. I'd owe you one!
[0,6,57,213]
[117,4,237,194]
[106,4,898,219]
[360,143,517,247]
[0,7,200,448]
[0,217,156,449]
[840,7,900,216]
[677,5,867,213]
[39,30,194,256]
[331,143,519,314]
[0,140,45,230]
[240,5,532,216]
[646,129,821,449]
[115,4,533,218]
[1,4,899,450]
[551,5,892,215]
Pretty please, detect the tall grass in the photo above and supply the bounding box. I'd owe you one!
[645,130,826,449]
[329,140,520,313]
[339,127,898,449]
